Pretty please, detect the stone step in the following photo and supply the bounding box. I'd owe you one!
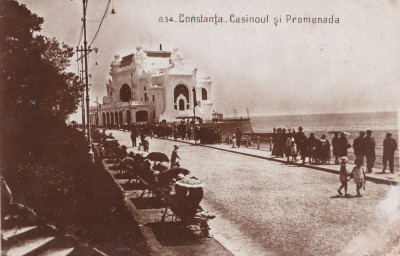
[35,235,86,256]
[37,247,75,256]
[2,225,37,240]
[4,236,55,256]
[2,214,36,230]
[24,235,82,256]
[2,206,38,230]
[2,225,54,249]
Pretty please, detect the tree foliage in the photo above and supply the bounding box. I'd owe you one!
[0,0,85,168]
[0,0,83,123]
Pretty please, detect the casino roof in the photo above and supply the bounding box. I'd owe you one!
[119,50,172,68]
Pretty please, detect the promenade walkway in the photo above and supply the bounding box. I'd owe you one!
[108,129,400,256]
[158,136,399,185]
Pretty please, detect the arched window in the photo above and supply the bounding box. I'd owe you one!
[179,99,185,110]
[174,84,189,110]
[174,84,189,103]
[202,88,207,100]
[120,84,131,102]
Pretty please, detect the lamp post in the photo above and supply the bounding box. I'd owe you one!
[76,47,86,133]
[77,1,99,143]
[233,108,237,120]
[82,0,91,145]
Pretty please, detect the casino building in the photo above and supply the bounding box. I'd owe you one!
[88,45,215,126]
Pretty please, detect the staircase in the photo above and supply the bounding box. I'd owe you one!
[1,204,106,256]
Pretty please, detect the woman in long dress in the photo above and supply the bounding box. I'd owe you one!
[338,132,349,157]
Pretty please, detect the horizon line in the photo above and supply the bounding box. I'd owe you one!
[247,110,398,118]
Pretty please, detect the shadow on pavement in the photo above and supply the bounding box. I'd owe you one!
[330,194,360,199]
[130,197,166,209]
[121,182,147,190]
[146,221,203,246]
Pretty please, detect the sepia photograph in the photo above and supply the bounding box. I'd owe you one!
[1,0,399,255]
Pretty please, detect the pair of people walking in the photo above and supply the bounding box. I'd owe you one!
[337,157,366,197]
[353,130,375,173]
[353,130,397,173]
[332,132,351,164]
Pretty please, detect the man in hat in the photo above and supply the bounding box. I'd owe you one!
[353,131,366,164]
[307,133,318,163]
[382,132,397,173]
[130,130,137,147]
[332,132,340,164]
[363,130,375,173]
[170,145,181,168]
[295,127,307,164]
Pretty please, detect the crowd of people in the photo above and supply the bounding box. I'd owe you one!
[272,127,333,164]
[94,124,397,202]
[114,120,226,146]
[270,127,397,174]
[99,121,398,175]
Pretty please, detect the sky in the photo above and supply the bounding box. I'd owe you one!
[19,0,400,119]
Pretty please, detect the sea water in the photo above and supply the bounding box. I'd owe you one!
[251,111,399,170]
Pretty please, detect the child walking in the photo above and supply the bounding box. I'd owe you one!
[337,157,350,196]
[232,134,237,148]
[290,138,297,162]
[351,158,366,196]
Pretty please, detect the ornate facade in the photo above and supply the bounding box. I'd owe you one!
[89,46,214,126]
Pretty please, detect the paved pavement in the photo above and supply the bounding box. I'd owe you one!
[109,129,400,256]
[158,136,400,186]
